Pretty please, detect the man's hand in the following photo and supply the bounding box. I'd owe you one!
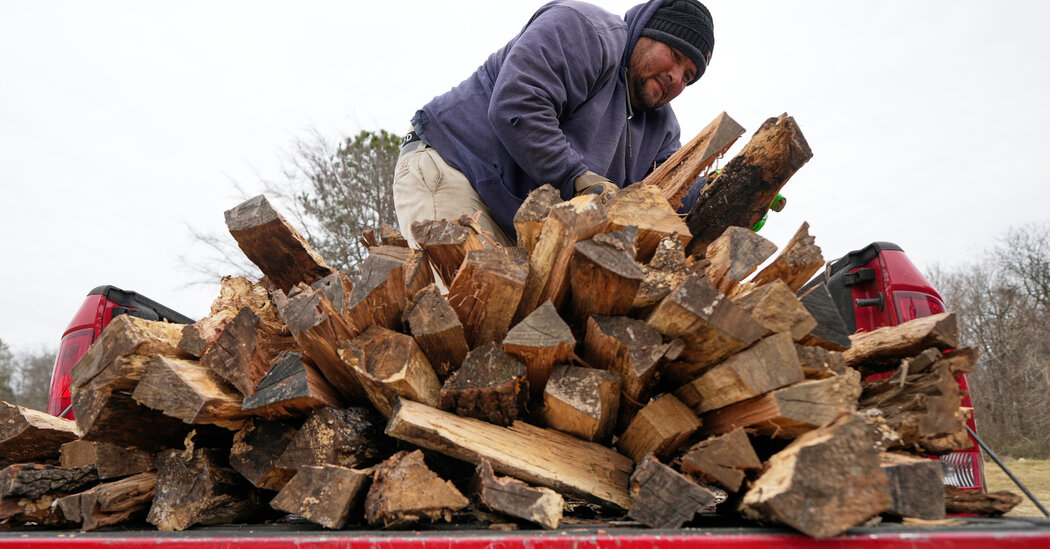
[574,171,618,203]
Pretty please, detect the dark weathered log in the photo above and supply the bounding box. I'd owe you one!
[179,276,276,357]
[568,228,645,321]
[60,440,155,480]
[740,414,891,538]
[0,493,69,525]
[241,351,344,419]
[470,459,563,530]
[685,113,813,255]
[0,402,77,465]
[364,449,469,528]
[198,306,297,398]
[55,472,156,532]
[844,312,958,374]
[679,428,762,493]
[341,325,441,417]
[513,184,562,255]
[704,226,777,294]
[582,315,666,408]
[71,389,194,451]
[502,301,575,400]
[797,280,853,351]
[225,194,338,292]
[795,343,849,379]
[386,399,633,510]
[345,252,412,334]
[732,280,818,341]
[944,486,1022,516]
[230,417,299,491]
[0,464,98,499]
[628,455,722,529]
[736,222,823,295]
[132,355,248,429]
[411,218,486,286]
[276,406,390,471]
[447,247,529,347]
[616,394,700,463]
[880,452,946,520]
[541,365,620,443]
[440,342,528,427]
[147,448,263,531]
[270,465,371,529]
[403,284,469,379]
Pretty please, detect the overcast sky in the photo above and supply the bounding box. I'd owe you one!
[2,1,1048,353]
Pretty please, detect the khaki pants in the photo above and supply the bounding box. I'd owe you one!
[393,142,513,248]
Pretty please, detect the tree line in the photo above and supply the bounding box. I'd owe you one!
[0,339,55,411]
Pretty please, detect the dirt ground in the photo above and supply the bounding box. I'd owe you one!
[983,458,1050,518]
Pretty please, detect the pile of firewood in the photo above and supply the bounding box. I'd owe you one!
[0,113,1019,537]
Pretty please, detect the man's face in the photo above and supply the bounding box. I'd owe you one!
[627,37,699,112]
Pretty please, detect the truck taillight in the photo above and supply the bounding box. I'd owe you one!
[893,291,946,324]
[941,450,985,489]
[46,327,94,419]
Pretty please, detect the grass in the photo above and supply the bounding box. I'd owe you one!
[982,458,1050,518]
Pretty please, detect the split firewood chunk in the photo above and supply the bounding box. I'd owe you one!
[732,280,818,341]
[502,301,574,400]
[369,244,433,296]
[71,389,194,451]
[360,222,409,249]
[737,222,823,295]
[470,459,563,530]
[403,283,469,379]
[628,455,723,529]
[648,272,766,383]
[411,218,486,286]
[944,486,1022,516]
[198,306,297,398]
[241,351,344,419]
[230,417,299,491]
[271,465,371,529]
[56,471,157,532]
[685,113,813,255]
[0,402,77,464]
[740,414,891,539]
[679,428,761,493]
[447,247,529,347]
[542,365,620,443]
[0,492,69,526]
[676,333,804,415]
[701,370,861,439]
[70,314,186,393]
[568,227,645,320]
[605,183,691,262]
[345,252,412,334]
[341,325,441,417]
[616,394,700,463]
[0,463,99,499]
[132,355,249,429]
[364,449,469,528]
[225,194,338,292]
[180,276,276,357]
[60,440,155,480]
[795,343,849,379]
[146,448,263,532]
[844,312,958,374]
[632,234,692,313]
[386,399,633,510]
[797,280,853,351]
[582,315,666,405]
[704,226,777,294]
[440,342,528,427]
[880,452,946,520]
[514,184,562,255]
[276,406,390,471]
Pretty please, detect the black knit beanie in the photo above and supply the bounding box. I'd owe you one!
[639,0,714,83]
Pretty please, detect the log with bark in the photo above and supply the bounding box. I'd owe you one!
[628,455,723,529]
[345,252,413,334]
[447,247,529,347]
[880,452,946,520]
[196,306,297,398]
[513,184,562,256]
[679,427,762,493]
[470,459,563,529]
[132,355,249,429]
[734,222,823,296]
[582,315,667,410]
[276,406,390,471]
[844,312,959,374]
[229,417,299,491]
[0,402,78,465]
[55,472,156,532]
[270,464,371,529]
[796,280,853,351]
[502,301,575,400]
[568,227,645,321]
[541,365,620,443]
[411,218,486,286]
[704,226,777,295]
[605,183,691,262]
[60,440,155,480]
[364,449,468,528]
[240,351,344,418]
[146,447,264,531]
[340,325,441,417]
[439,342,528,427]
[179,276,276,358]
[732,280,818,342]
[944,486,1023,516]
[616,393,700,463]
[403,283,469,379]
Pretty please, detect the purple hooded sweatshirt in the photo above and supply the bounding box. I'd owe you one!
[412,0,683,238]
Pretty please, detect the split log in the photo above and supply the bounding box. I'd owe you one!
[795,343,849,379]
[541,365,620,443]
[679,428,762,493]
[132,355,249,429]
[797,280,853,351]
[229,417,299,491]
[270,465,371,529]
[0,402,77,464]
[704,226,777,294]
[198,306,297,397]
[179,276,275,357]
[632,234,692,313]
[470,459,563,529]
[440,342,528,426]
[146,448,263,531]
[360,222,409,249]
[648,272,766,383]
[685,113,813,255]
[364,449,468,528]
[513,184,562,255]
[732,280,818,341]
[700,370,861,439]
[736,222,823,295]
[386,399,633,510]
[71,389,194,451]
[502,301,575,400]
[844,312,958,373]
[55,472,156,532]
[568,227,645,320]
[0,493,67,526]
[643,111,746,210]
[276,406,390,471]
[0,464,98,499]
[605,183,691,262]
[403,284,469,379]
[582,315,666,407]
[70,314,186,394]
[944,486,1022,516]
[628,455,722,529]
[369,244,433,296]
[676,333,804,415]
[880,452,946,520]
[447,247,529,347]
[739,414,891,539]
[341,325,441,417]
[241,351,344,419]
[60,440,155,480]
[345,252,412,334]
[225,194,338,292]
[411,218,486,286]
[616,394,700,463]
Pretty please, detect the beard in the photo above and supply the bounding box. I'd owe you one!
[627,73,665,112]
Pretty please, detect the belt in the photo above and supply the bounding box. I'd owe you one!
[400,130,430,155]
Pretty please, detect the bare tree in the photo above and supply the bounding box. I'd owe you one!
[0,339,56,411]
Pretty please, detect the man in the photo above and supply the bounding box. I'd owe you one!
[393,0,714,246]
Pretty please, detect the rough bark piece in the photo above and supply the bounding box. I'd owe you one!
[360,222,409,249]
[700,371,862,439]
[644,111,747,210]
[0,493,69,526]
[0,402,78,464]
[679,428,762,493]
[628,455,722,529]
[795,343,849,379]
[345,252,412,334]
[844,312,959,373]
[386,399,633,510]
[241,351,344,419]
[440,342,528,427]
[605,183,692,262]
[132,355,249,429]
[502,301,575,400]
[797,280,853,351]
[685,113,813,255]
[270,465,370,529]
[364,449,468,528]
[403,284,469,379]
[582,315,666,405]
[276,406,389,471]
[880,452,946,520]
[60,440,155,480]
[740,414,892,539]
[648,272,766,384]
[70,314,186,393]
[198,306,297,398]
[513,184,562,255]
[342,325,441,417]
[55,472,156,532]
[230,417,299,491]
[542,365,620,443]
[632,234,692,313]
[412,218,486,287]
[704,226,777,295]
[470,459,563,529]
[225,194,337,292]
[179,276,276,357]
[676,333,805,415]
[147,448,262,531]
[944,486,1022,516]
[616,394,700,463]
[732,280,818,341]
[568,228,645,320]
[737,222,823,295]
[0,463,98,499]
[447,247,529,347]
